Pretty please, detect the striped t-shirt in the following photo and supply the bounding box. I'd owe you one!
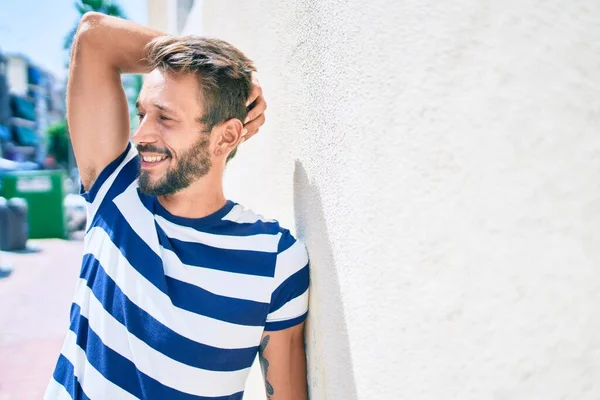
[44,144,310,400]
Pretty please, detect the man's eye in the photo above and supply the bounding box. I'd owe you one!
[137,113,145,121]
[160,115,171,121]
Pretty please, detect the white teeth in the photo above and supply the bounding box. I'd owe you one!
[143,155,167,163]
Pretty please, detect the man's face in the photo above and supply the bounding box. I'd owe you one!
[133,69,212,196]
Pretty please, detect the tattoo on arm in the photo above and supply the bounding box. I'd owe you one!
[259,335,274,399]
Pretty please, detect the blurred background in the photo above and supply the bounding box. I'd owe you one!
[0,1,149,399]
[2,0,600,399]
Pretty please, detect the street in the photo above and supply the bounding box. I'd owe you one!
[0,237,84,400]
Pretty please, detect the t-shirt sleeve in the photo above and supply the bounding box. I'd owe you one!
[80,143,138,214]
[264,230,310,331]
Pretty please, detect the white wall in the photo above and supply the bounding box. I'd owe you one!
[180,1,600,399]
[146,0,178,34]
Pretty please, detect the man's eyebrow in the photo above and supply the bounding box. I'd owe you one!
[153,103,178,115]
[135,101,179,116]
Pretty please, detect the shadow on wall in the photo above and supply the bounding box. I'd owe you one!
[293,161,358,400]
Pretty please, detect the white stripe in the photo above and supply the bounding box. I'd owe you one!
[273,240,309,289]
[61,330,138,400]
[113,181,161,255]
[73,279,249,397]
[222,204,275,224]
[155,215,281,253]
[267,289,309,322]
[44,377,73,400]
[86,145,138,226]
[161,247,273,303]
[86,227,263,349]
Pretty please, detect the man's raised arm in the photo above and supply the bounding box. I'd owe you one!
[68,12,163,190]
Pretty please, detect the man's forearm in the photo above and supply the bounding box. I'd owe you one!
[74,12,165,74]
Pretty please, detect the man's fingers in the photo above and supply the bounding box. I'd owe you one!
[242,73,266,142]
[246,81,262,107]
[242,113,265,141]
[245,95,267,124]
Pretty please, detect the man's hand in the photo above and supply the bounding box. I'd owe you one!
[243,74,267,141]
[258,324,307,400]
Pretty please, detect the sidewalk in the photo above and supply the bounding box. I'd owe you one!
[0,237,83,400]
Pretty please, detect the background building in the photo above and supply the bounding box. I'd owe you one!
[0,50,65,165]
[147,1,600,399]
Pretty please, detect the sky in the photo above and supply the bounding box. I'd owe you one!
[0,0,148,80]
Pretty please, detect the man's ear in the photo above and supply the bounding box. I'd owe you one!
[215,118,243,158]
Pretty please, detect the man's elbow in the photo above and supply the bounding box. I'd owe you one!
[74,12,105,48]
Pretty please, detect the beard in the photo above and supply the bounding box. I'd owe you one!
[137,136,212,196]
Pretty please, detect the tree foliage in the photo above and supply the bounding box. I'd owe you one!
[46,120,70,166]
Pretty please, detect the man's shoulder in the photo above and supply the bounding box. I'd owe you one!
[224,202,303,254]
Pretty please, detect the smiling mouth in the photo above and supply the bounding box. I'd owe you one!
[142,154,169,163]
[140,154,170,168]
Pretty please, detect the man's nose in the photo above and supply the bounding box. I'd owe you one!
[132,118,158,144]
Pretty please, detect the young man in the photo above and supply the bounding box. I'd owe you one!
[44,12,309,400]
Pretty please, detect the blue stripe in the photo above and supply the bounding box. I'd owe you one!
[264,311,308,331]
[52,354,89,400]
[102,153,140,202]
[270,264,310,313]
[155,223,271,325]
[69,304,244,400]
[208,219,282,236]
[154,215,277,277]
[68,304,144,399]
[165,236,277,277]
[90,206,271,324]
[80,254,258,371]
[91,207,168,292]
[152,197,236,228]
[277,229,297,253]
[165,275,269,326]
[86,154,140,234]
[80,143,132,204]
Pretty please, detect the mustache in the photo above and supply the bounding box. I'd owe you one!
[137,144,172,157]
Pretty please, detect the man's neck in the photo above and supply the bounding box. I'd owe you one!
[157,171,227,219]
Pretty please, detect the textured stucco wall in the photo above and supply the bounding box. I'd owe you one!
[146,0,177,34]
[180,1,600,399]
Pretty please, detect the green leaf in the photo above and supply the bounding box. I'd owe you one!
[47,120,71,165]
[105,3,126,18]
[47,120,68,138]
[81,0,103,10]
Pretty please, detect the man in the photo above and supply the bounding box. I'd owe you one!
[44,12,309,400]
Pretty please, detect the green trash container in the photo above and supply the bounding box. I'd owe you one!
[1,170,67,239]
